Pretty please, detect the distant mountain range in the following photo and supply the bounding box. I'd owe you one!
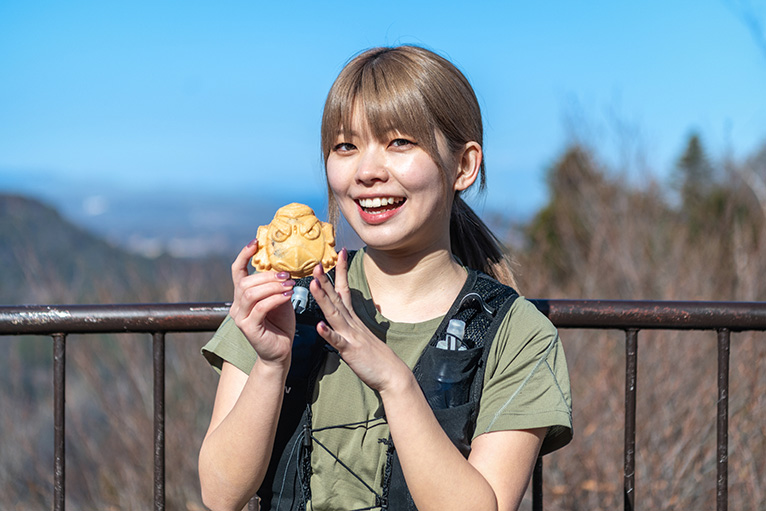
[0,194,236,305]
[30,189,309,259]
[0,169,332,259]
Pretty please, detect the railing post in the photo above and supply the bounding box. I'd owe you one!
[53,333,66,511]
[532,456,543,511]
[624,329,638,511]
[717,329,730,511]
[153,332,166,511]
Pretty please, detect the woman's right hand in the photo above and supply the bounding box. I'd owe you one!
[229,240,296,368]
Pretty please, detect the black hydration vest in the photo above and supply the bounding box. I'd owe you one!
[257,256,519,510]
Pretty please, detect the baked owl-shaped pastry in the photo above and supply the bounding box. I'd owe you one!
[251,202,338,278]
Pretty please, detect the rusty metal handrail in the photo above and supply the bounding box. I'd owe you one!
[0,302,231,335]
[2,299,765,511]
[3,299,766,335]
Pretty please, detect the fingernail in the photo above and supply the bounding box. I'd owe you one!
[340,247,347,261]
[282,279,295,287]
[276,271,290,280]
[283,289,294,297]
[247,238,257,248]
[317,264,325,275]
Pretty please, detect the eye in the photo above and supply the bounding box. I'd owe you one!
[333,142,357,153]
[390,138,415,149]
[301,221,321,240]
[271,228,289,242]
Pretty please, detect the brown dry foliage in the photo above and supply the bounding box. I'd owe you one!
[512,140,766,510]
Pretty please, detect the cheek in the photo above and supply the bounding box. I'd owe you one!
[325,157,347,195]
[325,160,357,217]
[398,158,448,196]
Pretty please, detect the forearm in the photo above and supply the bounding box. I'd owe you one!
[380,373,498,511]
[199,360,288,510]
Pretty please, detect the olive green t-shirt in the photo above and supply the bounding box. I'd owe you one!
[202,250,572,510]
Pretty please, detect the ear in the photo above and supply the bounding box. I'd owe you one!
[453,141,482,192]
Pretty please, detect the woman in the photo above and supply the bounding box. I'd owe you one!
[199,45,572,511]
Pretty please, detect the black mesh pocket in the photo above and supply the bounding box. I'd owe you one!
[417,345,482,410]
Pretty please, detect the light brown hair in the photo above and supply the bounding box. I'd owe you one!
[321,45,516,286]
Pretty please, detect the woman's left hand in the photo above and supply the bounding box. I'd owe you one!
[309,249,410,392]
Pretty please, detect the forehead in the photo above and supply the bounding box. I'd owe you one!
[334,99,437,146]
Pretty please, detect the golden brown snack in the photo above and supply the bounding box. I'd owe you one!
[251,203,338,278]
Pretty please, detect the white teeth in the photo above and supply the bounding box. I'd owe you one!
[358,197,402,208]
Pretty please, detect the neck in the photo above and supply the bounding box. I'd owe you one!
[362,246,467,323]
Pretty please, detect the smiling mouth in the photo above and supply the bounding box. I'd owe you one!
[357,197,405,215]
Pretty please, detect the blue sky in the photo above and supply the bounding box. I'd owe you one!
[1,0,765,220]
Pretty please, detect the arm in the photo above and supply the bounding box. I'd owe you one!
[376,362,545,511]
[199,360,288,510]
[198,241,296,511]
[309,251,545,511]
[469,429,547,511]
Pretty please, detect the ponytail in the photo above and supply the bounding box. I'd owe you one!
[450,196,518,288]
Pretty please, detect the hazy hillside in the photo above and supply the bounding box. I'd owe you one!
[0,194,234,305]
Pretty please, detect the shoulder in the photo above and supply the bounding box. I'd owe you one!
[504,297,557,339]
[486,297,559,373]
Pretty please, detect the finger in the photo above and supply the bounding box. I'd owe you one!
[334,248,353,309]
[231,239,259,285]
[310,265,348,323]
[244,290,294,325]
[316,320,348,351]
[233,273,294,318]
[237,274,294,305]
[235,282,295,336]
[235,291,296,343]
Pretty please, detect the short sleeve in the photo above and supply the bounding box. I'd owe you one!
[201,315,258,375]
[474,298,573,455]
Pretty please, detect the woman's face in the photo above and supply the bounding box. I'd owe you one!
[326,111,465,255]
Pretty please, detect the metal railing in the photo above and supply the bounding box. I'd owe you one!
[2,299,766,511]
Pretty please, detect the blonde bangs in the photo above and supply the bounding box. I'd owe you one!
[321,48,444,170]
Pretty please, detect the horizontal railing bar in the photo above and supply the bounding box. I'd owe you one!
[531,299,766,331]
[2,300,766,336]
[0,303,232,335]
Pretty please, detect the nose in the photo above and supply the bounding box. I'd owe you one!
[354,146,388,185]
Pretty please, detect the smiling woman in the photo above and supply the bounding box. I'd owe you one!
[198,45,572,511]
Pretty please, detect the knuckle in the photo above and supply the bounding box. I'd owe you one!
[242,287,259,303]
